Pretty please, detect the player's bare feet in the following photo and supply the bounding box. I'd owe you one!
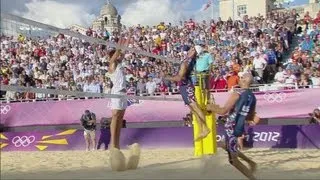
[195,128,210,141]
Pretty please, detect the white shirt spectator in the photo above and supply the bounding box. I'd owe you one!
[146,80,157,95]
[126,73,134,82]
[285,74,297,85]
[83,83,101,93]
[39,73,49,81]
[9,77,18,85]
[153,77,162,85]
[60,55,68,62]
[160,32,167,39]
[253,56,267,69]
[311,77,320,88]
[274,71,287,83]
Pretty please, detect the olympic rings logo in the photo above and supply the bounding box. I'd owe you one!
[0,105,11,115]
[263,92,287,103]
[11,136,35,147]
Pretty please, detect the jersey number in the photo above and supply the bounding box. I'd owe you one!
[239,106,250,116]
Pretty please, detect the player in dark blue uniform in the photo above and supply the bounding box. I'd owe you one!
[207,72,258,180]
[162,47,210,141]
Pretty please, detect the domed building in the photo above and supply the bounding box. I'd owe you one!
[92,1,121,33]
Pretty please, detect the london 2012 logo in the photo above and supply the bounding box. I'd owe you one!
[0,105,11,115]
[11,136,35,147]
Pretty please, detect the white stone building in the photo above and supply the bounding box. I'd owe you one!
[219,0,319,21]
[92,1,121,33]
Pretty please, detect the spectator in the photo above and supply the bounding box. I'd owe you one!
[0,9,319,102]
[314,11,320,25]
[286,59,303,77]
[284,69,297,85]
[158,81,168,94]
[310,70,320,88]
[304,11,312,30]
[226,70,239,90]
[252,52,267,80]
[97,117,111,150]
[136,78,146,95]
[298,73,312,88]
[145,77,157,96]
[264,46,278,83]
[83,76,101,93]
[183,113,193,127]
[301,36,315,52]
[210,69,227,91]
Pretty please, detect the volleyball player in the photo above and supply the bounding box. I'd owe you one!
[108,33,132,149]
[207,72,258,180]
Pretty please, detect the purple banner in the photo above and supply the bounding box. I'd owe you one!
[0,125,319,151]
[1,89,319,127]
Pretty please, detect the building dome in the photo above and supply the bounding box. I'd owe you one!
[100,2,118,16]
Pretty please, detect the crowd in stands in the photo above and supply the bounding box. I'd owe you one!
[1,9,320,101]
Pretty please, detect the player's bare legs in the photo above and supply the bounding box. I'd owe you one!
[238,135,245,151]
[110,109,125,149]
[218,142,257,179]
[237,151,257,173]
[229,153,257,180]
[189,102,210,141]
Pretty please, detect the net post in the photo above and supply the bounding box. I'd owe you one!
[193,81,203,157]
[193,73,217,157]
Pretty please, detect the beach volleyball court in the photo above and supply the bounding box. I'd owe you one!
[1,148,320,179]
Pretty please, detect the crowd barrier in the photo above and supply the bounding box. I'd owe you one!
[0,125,319,151]
[0,88,319,127]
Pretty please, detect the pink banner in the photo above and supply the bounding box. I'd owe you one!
[0,89,319,127]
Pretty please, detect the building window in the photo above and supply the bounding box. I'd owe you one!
[237,5,247,16]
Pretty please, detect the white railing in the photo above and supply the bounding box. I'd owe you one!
[0,83,312,104]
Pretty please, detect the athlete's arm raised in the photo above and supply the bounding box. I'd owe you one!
[164,62,188,82]
[162,48,196,82]
[108,32,132,73]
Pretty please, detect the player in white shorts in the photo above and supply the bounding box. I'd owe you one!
[108,34,132,149]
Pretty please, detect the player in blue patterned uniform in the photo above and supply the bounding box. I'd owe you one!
[207,72,258,180]
[162,47,210,141]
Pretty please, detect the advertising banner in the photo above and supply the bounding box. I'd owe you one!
[1,89,319,127]
[1,125,319,152]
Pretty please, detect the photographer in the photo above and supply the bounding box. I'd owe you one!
[309,108,320,125]
[80,110,96,151]
[97,117,126,150]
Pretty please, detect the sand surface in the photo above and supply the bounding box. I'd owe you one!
[1,148,320,179]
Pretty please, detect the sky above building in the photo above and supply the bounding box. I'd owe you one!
[0,0,310,28]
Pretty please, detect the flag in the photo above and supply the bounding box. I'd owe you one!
[201,0,212,11]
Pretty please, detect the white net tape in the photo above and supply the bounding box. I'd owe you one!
[0,85,183,102]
